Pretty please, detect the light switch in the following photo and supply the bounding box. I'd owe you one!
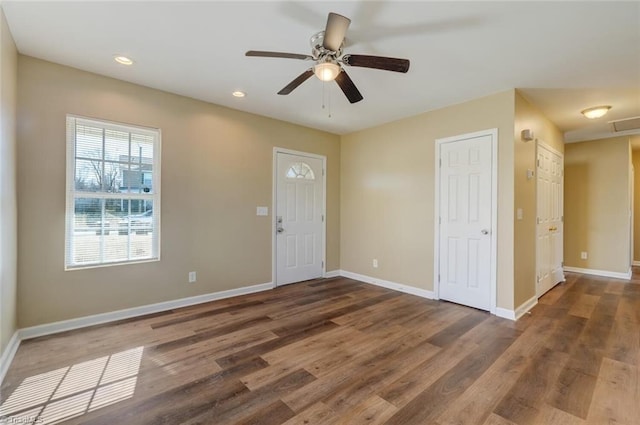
[516,208,523,220]
[256,206,269,216]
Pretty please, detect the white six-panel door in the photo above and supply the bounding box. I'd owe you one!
[275,151,324,286]
[437,131,495,311]
[536,143,564,296]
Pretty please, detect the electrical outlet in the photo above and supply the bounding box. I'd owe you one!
[373,259,378,268]
[189,271,196,283]
[580,252,588,260]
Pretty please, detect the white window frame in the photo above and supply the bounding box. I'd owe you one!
[65,115,161,270]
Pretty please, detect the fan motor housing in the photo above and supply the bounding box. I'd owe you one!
[310,31,343,59]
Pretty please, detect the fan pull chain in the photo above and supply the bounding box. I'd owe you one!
[327,85,332,118]
[320,81,332,118]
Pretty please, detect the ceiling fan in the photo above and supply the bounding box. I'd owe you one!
[246,12,410,104]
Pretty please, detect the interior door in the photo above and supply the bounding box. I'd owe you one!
[536,143,564,296]
[275,152,324,286]
[438,133,494,311]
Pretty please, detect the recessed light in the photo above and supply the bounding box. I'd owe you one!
[232,91,246,98]
[581,105,611,119]
[114,55,134,66]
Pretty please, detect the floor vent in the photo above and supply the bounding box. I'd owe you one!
[609,116,640,133]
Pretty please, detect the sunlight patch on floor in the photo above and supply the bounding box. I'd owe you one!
[0,346,143,424]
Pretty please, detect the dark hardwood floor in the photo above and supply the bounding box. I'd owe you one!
[1,271,639,424]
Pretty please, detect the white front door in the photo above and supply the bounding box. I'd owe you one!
[275,151,324,286]
[536,143,564,296]
[437,131,495,311]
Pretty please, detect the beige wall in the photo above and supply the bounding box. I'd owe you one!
[17,56,340,327]
[632,137,640,262]
[341,90,516,310]
[513,91,563,307]
[0,8,18,355]
[564,137,631,273]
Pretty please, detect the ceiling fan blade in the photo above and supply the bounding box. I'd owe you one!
[246,51,313,61]
[342,54,410,73]
[278,69,314,95]
[334,70,363,104]
[323,12,351,52]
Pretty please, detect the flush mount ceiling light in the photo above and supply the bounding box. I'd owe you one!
[232,91,246,98]
[581,105,611,119]
[114,55,134,65]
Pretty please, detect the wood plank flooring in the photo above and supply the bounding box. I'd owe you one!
[1,270,639,424]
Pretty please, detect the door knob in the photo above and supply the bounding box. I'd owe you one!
[276,215,284,233]
[481,229,489,235]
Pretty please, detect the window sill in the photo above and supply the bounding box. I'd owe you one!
[65,257,160,271]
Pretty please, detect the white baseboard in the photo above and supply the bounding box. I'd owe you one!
[564,266,631,280]
[0,332,21,384]
[324,270,340,278]
[19,282,274,341]
[339,270,536,321]
[494,307,516,321]
[339,270,435,299]
[632,261,640,267]
[515,295,538,320]
[492,295,538,321]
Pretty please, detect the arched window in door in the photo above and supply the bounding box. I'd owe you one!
[286,162,315,180]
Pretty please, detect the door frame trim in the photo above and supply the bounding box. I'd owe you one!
[433,128,498,314]
[536,141,563,161]
[272,147,327,287]
[535,140,565,297]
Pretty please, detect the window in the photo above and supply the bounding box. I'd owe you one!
[65,116,161,269]
[286,162,315,180]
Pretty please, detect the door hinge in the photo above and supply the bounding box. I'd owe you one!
[322,214,324,222]
[438,274,440,282]
[537,159,540,167]
[322,168,325,176]
[439,216,442,224]
[439,158,442,167]
[322,261,324,268]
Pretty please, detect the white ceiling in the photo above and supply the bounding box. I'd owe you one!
[3,1,640,139]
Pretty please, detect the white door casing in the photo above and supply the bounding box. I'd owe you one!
[536,142,564,296]
[273,149,325,286]
[630,165,634,268]
[434,129,497,312]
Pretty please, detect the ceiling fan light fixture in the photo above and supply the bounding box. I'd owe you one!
[314,62,340,82]
[581,105,611,119]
